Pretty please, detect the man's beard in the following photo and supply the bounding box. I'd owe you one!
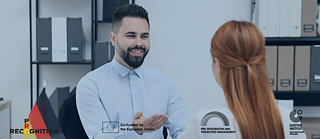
[116,40,149,69]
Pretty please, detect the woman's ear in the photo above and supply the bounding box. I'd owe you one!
[214,58,220,74]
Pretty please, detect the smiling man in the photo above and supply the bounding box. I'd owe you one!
[76,4,188,139]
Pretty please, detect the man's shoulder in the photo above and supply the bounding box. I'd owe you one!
[80,63,113,82]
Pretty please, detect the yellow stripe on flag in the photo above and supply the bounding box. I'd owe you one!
[21,117,37,139]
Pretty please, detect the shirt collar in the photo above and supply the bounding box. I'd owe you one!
[111,58,143,78]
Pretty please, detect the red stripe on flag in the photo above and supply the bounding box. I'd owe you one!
[29,104,52,139]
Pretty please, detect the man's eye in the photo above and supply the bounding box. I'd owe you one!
[141,36,148,38]
[127,35,134,38]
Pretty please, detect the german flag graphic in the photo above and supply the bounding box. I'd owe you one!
[21,88,66,139]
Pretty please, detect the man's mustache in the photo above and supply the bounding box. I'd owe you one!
[128,46,146,51]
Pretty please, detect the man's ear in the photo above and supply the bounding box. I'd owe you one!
[110,31,116,46]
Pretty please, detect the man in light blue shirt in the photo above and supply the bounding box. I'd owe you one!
[76,4,188,139]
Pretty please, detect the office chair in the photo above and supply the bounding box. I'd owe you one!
[58,88,168,139]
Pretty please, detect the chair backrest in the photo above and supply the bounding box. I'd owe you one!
[163,126,168,139]
[58,91,89,139]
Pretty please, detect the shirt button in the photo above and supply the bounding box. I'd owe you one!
[134,101,136,104]
[131,83,134,86]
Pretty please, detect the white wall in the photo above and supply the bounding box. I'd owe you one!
[0,0,30,139]
[136,0,252,117]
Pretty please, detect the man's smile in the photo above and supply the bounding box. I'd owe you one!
[129,49,144,56]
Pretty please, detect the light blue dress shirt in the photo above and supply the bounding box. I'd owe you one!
[76,58,188,139]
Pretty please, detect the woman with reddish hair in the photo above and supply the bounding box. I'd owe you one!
[178,21,306,139]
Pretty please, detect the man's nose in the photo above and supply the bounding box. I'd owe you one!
[134,37,143,47]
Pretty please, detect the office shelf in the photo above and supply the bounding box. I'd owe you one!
[265,37,320,45]
[31,60,92,65]
[264,37,320,106]
[29,0,134,110]
[93,20,112,23]
[274,91,320,106]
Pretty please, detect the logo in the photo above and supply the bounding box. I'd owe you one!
[102,121,119,133]
[201,111,229,126]
[10,118,59,134]
[288,110,305,136]
[200,111,236,134]
[289,110,302,123]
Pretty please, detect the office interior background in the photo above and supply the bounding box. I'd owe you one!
[1,0,320,139]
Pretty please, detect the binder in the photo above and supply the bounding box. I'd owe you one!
[278,46,294,91]
[52,17,67,62]
[294,46,311,91]
[109,42,115,61]
[103,0,129,21]
[37,18,52,62]
[265,46,278,91]
[67,18,85,62]
[301,0,317,37]
[49,87,70,118]
[268,0,280,37]
[310,45,320,91]
[255,0,269,37]
[290,0,302,37]
[97,0,103,20]
[93,41,109,69]
[251,3,255,24]
[279,0,291,37]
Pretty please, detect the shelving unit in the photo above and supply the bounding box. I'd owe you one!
[31,61,92,65]
[251,0,320,106]
[265,37,320,106]
[91,0,134,66]
[29,0,134,109]
[266,37,320,45]
[29,0,94,110]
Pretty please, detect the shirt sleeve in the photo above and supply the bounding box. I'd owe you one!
[76,76,141,139]
[164,79,189,139]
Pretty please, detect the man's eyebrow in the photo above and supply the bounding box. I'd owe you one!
[141,33,149,36]
[124,31,137,35]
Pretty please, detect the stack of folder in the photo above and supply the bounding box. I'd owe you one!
[36,17,86,62]
[96,0,129,21]
[253,0,317,37]
[266,45,320,91]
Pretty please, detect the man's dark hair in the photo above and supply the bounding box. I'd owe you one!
[112,4,149,34]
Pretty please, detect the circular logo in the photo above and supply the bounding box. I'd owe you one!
[201,111,229,126]
[289,110,303,123]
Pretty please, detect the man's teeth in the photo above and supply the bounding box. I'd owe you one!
[132,50,142,53]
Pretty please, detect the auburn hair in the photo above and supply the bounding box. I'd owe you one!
[210,20,285,139]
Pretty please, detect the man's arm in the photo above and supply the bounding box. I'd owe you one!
[164,80,189,139]
[76,76,141,139]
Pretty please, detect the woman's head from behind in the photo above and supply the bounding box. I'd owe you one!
[210,20,284,139]
[210,20,266,88]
